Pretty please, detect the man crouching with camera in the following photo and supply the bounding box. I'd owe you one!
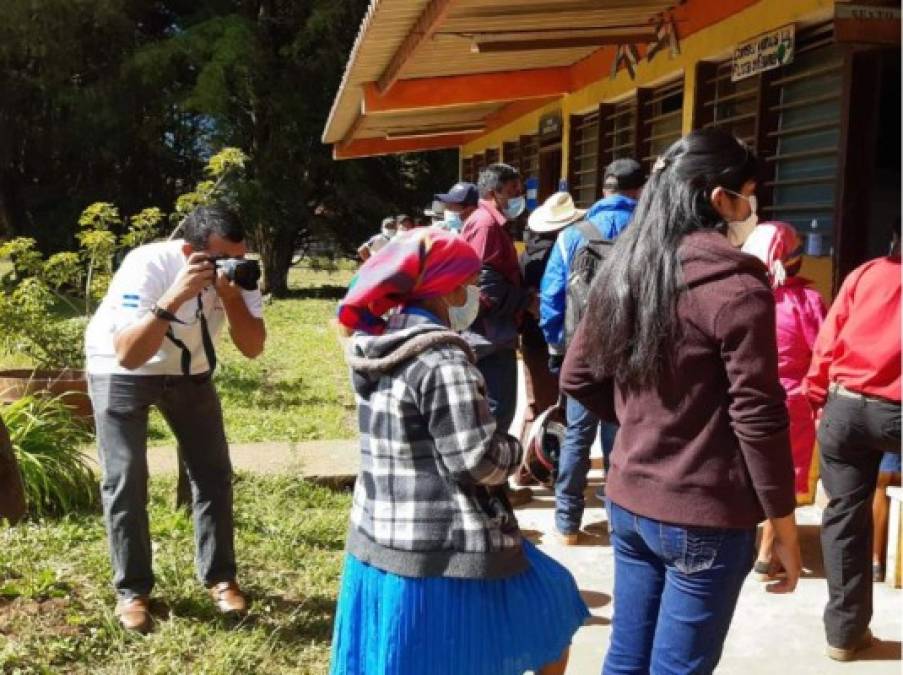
[84,204,266,633]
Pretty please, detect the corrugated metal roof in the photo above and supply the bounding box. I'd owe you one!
[323,0,675,148]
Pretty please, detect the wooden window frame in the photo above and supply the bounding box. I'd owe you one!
[502,140,521,172]
[519,134,540,179]
[693,60,761,150]
[638,77,685,172]
[567,108,603,207]
[599,96,640,175]
[460,156,474,183]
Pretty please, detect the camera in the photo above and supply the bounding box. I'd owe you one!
[209,256,261,291]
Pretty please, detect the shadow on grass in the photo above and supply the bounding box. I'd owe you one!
[278,285,348,301]
[167,591,337,645]
[214,366,339,410]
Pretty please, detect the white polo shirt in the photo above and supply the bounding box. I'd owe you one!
[85,239,264,376]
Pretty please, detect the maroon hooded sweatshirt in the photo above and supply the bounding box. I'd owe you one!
[561,230,796,529]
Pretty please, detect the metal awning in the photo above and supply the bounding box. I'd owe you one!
[323,0,676,158]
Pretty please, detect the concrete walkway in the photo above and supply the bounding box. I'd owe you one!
[85,439,361,486]
[124,354,901,673]
[131,436,902,674]
[517,474,902,675]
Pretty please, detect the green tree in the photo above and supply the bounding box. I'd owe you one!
[1,0,457,294]
[0,1,207,251]
[129,0,456,295]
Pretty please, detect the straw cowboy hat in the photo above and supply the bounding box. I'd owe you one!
[527,192,586,233]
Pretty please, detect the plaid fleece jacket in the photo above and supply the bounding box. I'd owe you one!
[344,313,526,579]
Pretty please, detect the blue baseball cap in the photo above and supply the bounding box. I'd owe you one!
[435,182,479,207]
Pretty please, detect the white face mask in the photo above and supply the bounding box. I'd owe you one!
[446,285,480,332]
[724,191,758,247]
[502,196,526,221]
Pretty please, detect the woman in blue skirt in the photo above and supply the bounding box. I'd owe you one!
[332,229,589,675]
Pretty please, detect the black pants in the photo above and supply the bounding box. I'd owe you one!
[819,392,901,647]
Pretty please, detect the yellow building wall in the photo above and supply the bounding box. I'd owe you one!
[464,0,834,168]
[464,0,838,299]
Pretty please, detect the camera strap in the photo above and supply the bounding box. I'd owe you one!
[164,294,217,377]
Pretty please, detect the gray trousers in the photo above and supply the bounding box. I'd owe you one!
[88,373,235,599]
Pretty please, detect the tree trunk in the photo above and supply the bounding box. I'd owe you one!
[258,225,296,297]
[0,415,27,525]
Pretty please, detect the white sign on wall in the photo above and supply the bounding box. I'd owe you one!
[732,24,795,82]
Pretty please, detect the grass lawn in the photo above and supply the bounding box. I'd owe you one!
[0,261,358,672]
[148,263,357,444]
[0,262,359,444]
[0,474,351,673]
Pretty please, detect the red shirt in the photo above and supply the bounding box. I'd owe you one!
[804,256,901,406]
[460,200,521,287]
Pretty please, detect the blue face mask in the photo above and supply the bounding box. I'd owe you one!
[443,210,463,232]
[503,196,526,221]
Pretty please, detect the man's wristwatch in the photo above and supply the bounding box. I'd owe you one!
[150,304,181,323]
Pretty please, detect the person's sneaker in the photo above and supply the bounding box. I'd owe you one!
[209,580,249,615]
[826,628,874,662]
[507,486,533,508]
[115,596,152,633]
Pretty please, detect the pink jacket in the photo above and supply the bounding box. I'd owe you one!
[774,277,827,397]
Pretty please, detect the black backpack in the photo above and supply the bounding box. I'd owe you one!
[564,220,613,348]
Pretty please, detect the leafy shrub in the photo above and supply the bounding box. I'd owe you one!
[2,394,97,518]
[0,147,249,370]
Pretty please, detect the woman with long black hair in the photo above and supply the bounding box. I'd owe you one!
[560,128,802,674]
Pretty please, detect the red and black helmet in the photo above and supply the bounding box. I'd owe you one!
[520,400,567,487]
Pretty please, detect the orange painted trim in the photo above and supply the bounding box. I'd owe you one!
[569,0,763,91]
[333,0,771,151]
[363,68,572,114]
[334,132,480,159]
[481,97,562,132]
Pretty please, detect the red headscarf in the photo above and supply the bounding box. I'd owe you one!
[337,228,481,334]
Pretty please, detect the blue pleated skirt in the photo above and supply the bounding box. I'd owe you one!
[329,540,589,675]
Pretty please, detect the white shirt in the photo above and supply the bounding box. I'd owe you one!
[363,232,391,254]
[85,239,264,375]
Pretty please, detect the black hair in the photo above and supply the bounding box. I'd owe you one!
[582,128,759,387]
[182,204,245,250]
[477,163,520,199]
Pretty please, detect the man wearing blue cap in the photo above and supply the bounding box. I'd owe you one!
[435,182,479,232]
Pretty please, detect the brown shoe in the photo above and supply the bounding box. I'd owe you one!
[209,580,248,615]
[115,596,152,633]
[507,486,534,508]
[557,531,580,546]
[826,628,874,662]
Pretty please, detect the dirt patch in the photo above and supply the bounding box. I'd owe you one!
[0,596,80,637]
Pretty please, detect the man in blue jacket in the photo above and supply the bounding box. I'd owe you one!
[540,158,644,543]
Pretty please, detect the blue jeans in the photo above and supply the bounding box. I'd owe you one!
[555,396,618,534]
[605,500,755,675]
[475,348,518,434]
